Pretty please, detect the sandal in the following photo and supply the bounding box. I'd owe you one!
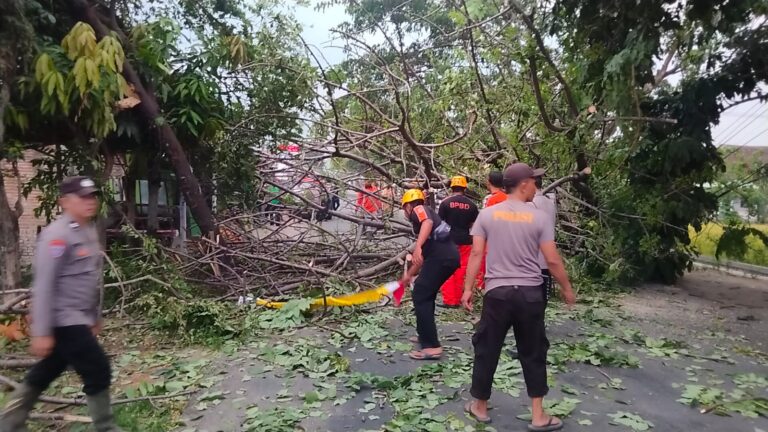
[408,350,442,360]
[527,416,563,431]
[464,402,491,424]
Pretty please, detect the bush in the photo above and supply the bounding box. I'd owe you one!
[690,223,768,266]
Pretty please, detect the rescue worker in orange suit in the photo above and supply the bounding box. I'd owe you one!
[437,176,479,308]
[399,189,459,360]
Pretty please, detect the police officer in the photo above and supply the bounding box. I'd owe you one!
[461,163,576,430]
[400,189,459,360]
[0,176,121,432]
[437,176,479,308]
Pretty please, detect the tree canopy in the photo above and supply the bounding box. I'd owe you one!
[1,0,767,287]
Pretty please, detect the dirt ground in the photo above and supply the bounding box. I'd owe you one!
[619,269,768,347]
[175,268,767,432]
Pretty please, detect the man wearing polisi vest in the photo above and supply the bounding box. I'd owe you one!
[399,189,459,361]
[437,176,479,308]
[0,177,122,432]
[461,163,576,431]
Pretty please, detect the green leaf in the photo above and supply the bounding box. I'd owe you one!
[608,411,654,431]
[73,57,88,95]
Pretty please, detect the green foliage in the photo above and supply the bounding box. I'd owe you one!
[257,340,350,379]
[678,384,768,418]
[715,224,768,261]
[550,333,640,368]
[516,398,581,421]
[29,22,128,138]
[607,411,654,431]
[690,223,768,266]
[252,299,313,329]
[242,406,306,432]
[113,400,179,432]
[137,294,241,344]
[344,371,461,432]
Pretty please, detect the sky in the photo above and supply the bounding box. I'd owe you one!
[294,2,767,148]
[294,3,348,66]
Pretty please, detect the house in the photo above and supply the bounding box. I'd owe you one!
[2,149,184,265]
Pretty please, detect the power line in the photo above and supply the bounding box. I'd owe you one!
[717,104,768,145]
[717,104,768,144]
[740,126,768,147]
[715,102,763,138]
[721,126,768,161]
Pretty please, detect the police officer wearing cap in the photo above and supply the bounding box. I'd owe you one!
[0,176,122,432]
[461,163,576,431]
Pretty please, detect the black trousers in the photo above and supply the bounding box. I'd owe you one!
[471,285,549,399]
[26,325,112,395]
[412,248,459,349]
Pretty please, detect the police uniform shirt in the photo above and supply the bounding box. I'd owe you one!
[471,200,554,291]
[532,191,556,270]
[30,213,104,337]
[438,195,479,245]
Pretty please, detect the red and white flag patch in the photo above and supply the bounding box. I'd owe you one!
[48,239,66,258]
[414,206,429,222]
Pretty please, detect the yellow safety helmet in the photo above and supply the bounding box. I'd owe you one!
[401,189,425,206]
[450,176,468,188]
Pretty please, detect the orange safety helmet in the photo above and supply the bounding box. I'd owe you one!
[401,189,425,206]
[450,176,468,188]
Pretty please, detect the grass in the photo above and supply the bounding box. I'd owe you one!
[689,223,768,267]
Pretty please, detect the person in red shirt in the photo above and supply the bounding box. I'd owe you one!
[438,176,479,308]
[356,180,382,215]
[356,180,382,238]
[482,171,507,209]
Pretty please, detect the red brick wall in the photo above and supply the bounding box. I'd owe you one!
[1,149,47,265]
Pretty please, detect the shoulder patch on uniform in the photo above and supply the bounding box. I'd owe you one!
[48,239,66,258]
[414,206,429,222]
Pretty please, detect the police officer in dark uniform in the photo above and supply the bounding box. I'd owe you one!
[0,176,122,432]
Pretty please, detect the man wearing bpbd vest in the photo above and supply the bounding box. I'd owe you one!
[437,176,479,308]
[461,163,576,431]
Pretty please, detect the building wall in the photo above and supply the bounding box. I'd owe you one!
[1,149,48,265]
[2,150,129,265]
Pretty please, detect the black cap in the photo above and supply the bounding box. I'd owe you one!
[502,163,545,188]
[59,176,98,197]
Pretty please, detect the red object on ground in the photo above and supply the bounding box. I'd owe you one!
[440,245,472,305]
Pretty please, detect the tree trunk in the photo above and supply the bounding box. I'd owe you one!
[147,154,160,234]
[0,173,22,298]
[68,0,217,235]
[0,30,22,299]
